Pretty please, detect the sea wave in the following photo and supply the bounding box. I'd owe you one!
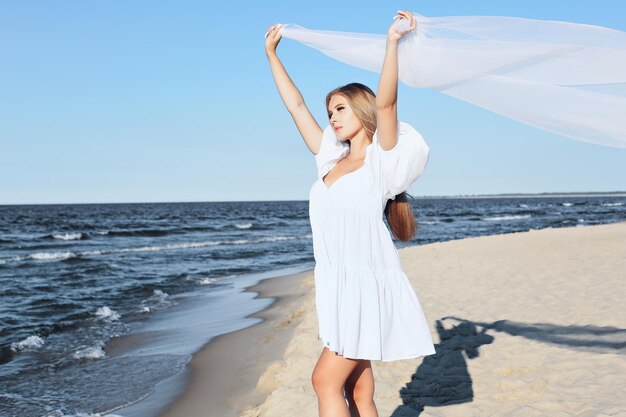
[52,233,84,241]
[138,289,175,314]
[95,306,121,321]
[101,225,218,238]
[72,343,106,360]
[152,289,169,298]
[0,235,309,265]
[482,214,532,221]
[30,251,75,261]
[10,335,45,352]
[44,413,123,417]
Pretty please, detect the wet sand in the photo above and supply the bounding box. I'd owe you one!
[155,269,314,417]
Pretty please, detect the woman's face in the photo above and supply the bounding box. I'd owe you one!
[327,94,363,142]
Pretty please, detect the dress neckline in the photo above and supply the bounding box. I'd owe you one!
[321,162,366,189]
[321,143,373,190]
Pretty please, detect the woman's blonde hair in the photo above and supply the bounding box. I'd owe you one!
[325,82,418,242]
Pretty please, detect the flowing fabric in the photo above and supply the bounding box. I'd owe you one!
[279,13,626,148]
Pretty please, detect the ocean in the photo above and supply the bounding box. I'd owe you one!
[1,195,624,417]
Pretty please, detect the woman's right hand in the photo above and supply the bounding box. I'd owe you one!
[265,23,282,56]
[387,11,416,43]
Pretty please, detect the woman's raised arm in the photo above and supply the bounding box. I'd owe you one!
[376,11,416,151]
[265,23,323,155]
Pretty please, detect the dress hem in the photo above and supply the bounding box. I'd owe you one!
[321,341,437,362]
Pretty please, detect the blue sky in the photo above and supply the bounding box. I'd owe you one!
[1,1,625,204]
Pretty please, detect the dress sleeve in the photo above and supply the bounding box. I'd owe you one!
[377,121,430,201]
[314,124,350,179]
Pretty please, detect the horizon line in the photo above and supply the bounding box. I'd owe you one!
[1,190,625,206]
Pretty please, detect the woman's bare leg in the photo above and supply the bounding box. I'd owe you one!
[312,347,362,417]
[344,360,379,417]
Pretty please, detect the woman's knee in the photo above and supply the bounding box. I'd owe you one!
[311,368,322,393]
[312,348,362,396]
[311,357,354,395]
[311,366,344,395]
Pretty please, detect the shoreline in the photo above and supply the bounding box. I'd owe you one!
[154,269,315,417]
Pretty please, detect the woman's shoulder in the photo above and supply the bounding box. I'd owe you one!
[372,120,426,149]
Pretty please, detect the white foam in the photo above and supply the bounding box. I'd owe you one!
[95,306,121,321]
[235,223,253,229]
[139,289,174,313]
[30,251,75,261]
[519,204,529,208]
[72,241,223,258]
[104,241,222,254]
[259,236,294,242]
[53,232,83,241]
[153,289,169,298]
[39,412,123,417]
[562,202,574,206]
[482,214,532,221]
[0,255,25,264]
[7,235,303,265]
[73,344,106,360]
[197,277,217,285]
[10,335,45,352]
[229,236,298,245]
[602,202,624,206]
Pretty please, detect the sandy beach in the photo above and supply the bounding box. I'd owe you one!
[159,221,626,417]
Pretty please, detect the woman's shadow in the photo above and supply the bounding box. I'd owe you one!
[389,319,493,417]
[389,317,626,416]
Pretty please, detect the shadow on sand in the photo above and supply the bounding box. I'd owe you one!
[390,317,626,416]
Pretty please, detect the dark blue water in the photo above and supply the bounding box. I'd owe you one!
[0,196,624,416]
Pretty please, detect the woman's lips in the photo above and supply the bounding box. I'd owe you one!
[334,126,343,131]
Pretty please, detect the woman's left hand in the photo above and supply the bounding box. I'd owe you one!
[387,10,416,43]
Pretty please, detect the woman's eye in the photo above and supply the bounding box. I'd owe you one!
[328,106,345,117]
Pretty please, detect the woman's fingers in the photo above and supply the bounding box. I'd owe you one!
[394,10,416,32]
[265,23,282,38]
[395,10,413,21]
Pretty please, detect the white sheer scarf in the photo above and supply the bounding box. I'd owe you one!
[279,13,626,148]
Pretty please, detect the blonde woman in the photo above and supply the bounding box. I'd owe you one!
[265,11,436,417]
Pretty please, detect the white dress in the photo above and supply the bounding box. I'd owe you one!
[308,120,437,362]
